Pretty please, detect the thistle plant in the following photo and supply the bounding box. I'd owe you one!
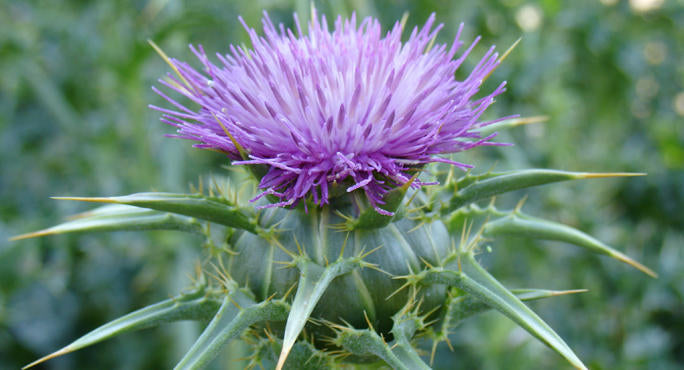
[13,10,655,370]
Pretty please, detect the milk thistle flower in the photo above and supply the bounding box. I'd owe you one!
[151,11,507,213]
[15,9,655,370]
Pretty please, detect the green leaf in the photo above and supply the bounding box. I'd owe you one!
[483,213,657,277]
[175,289,288,370]
[440,169,644,213]
[442,288,587,330]
[276,258,361,370]
[251,339,333,370]
[23,286,223,369]
[332,326,409,370]
[389,301,432,370]
[52,192,258,233]
[11,204,203,240]
[420,254,587,370]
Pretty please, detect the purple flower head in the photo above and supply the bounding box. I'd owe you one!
[151,11,508,214]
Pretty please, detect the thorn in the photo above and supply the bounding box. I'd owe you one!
[292,234,304,256]
[333,210,353,221]
[445,166,455,185]
[282,282,298,301]
[550,289,589,296]
[359,245,383,260]
[147,39,196,92]
[338,232,350,260]
[424,304,442,320]
[265,292,278,302]
[425,28,440,53]
[514,194,528,213]
[272,238,297,260]
[9,229,55,241]
[407,220,426,234]
[386,281,411,301]
[406,204,428,215]
[273,260,295,267]
[444,335,454,352]
[430,340,438,366]
[399,11,409,32]
[579,172,647,179]
[405,189,421,210]
[263,327,276,342]
[363,311,375,332]
[507,115,549,128]
[228,295,243,310]
[50,196,116,203]
[499,37,522,63]
[211,113,248,159]
[483,37,522,81]
[22,346,73,369]
[611,251,658,278]
[419,256,434,269]
[362,262,391,276]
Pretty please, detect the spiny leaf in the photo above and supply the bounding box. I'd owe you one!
[52,192,258,233]
[11,204,202,240]
[276,258,361,370]
[483,213,657,277]
[332,326,409,370]
[456,254,586,369]
[443,288,588,329]
[420,253,587,370]
[251,338,333,370]
[23,286,222,369]
[440,169,644,213]
[389,338,431,370]
[389,300,432,370]
[175,289,288,370]
[444,203,506,234]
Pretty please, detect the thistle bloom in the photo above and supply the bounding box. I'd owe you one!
[152,11,507,213]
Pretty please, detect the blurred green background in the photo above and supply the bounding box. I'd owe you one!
[1,0,682,369]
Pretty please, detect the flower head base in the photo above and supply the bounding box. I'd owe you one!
[152,11,508,213]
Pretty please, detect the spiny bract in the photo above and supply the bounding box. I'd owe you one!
[14,10,654,370]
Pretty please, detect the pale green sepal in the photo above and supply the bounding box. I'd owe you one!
[440,169,643,213]
[52,192,258,233]
[483,214,657,277]
[23,286,223,369]
[11,204,202,240]
[420,254,587,370]
[276,258,363,370]
[174,289,288,370]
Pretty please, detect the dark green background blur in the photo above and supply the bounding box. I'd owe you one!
[1,0,682,369]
